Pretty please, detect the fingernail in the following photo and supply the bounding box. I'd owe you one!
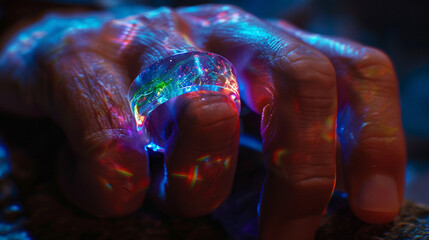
[359,174,399,212]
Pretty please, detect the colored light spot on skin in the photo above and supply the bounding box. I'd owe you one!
[101,178,112,191]
[322,115,336,143]
[196,155,231,170]
[273,149,287,166]
[189,166,199,188]
[116,21,139,53]
[172,165,202,189]
[224,157,231,169]
[116,168,133,177]
[172,172,188,178]
[379,124,398,135]
[134,105,145,130]
[182,34,196,46]
[360,65,394,78]
[215,11,227,23]
[197,155,210,162]
[139,115,145,125]
[378,124,398,143]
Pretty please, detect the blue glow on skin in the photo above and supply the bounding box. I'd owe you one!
[145,142,165,153]
[293,30,362,58]
[158,163,168,200]
[0,11,111,90]
[239,134,262,152]
[3,13,106,57]
[337,105,366,162]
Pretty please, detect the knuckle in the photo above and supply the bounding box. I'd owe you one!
[153,6,175,15]
[215,4,245,13]
[37,17,99,62]
[60,27,89,46]
[176,94,239,129]
[173,94,239,152]
[272,45,337,108]
[99,8,192,64]
[266,151,336,216]
[290,46,336,87]
[358,126,403,151]
[100,17,145,53]
[356,47,393,68]
[271,151,336,185]
[208,4,253,25]
[291,174,336,195]
[290,165,336,186]
[349,46,399,93]
[356,133,406,167]
[275,44,336,88]
[142,6,180,26]
[354,47,396,80]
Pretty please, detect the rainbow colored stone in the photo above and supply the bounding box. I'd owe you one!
[128,51,240,151]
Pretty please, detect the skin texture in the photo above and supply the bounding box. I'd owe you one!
[0,4,406,240]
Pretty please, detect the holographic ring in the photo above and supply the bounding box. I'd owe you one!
[128,51,240,151]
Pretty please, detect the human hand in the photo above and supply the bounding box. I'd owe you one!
[0,4,406,240]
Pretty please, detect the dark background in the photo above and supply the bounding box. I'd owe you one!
[1,0,428,204]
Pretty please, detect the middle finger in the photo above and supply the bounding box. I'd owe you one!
[178,4,337,239]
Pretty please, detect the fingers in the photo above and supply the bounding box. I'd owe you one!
[178,5,337,239]
[275,21,406,223]
[98,7,240,217]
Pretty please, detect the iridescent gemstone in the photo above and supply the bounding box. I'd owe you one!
[128,51,240,152]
